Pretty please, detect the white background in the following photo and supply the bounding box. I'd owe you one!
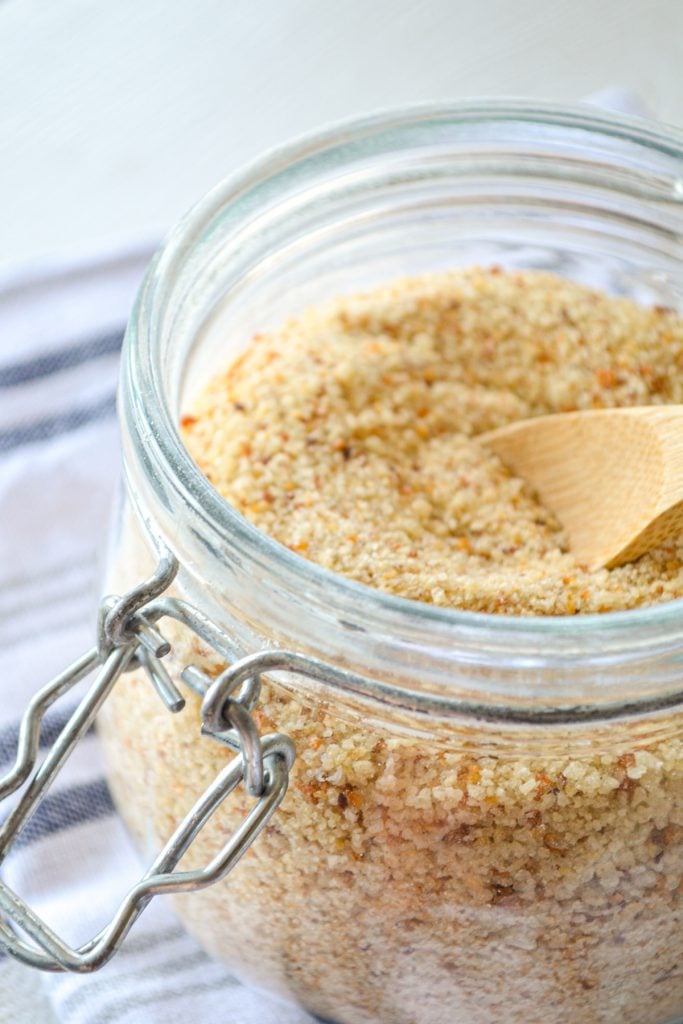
[2,0,683,271]
[1,1,682,1021]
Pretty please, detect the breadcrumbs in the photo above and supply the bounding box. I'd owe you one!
[182,268,683,614]
[100,268,683,1024]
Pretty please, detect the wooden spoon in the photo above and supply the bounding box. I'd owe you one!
[481,406,683,570]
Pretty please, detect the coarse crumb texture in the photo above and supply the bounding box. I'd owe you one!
[182,267,683,615]
[99,269,683,1024]
[99,623,683,1024]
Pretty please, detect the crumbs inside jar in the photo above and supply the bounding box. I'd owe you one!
[182,267,683,615]
[99,266,683,1024]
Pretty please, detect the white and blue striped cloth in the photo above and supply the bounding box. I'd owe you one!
[0,246,318,1024]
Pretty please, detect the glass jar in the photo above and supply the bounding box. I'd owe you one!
[97,102,683,1024]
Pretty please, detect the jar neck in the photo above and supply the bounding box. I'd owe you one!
[120,99,683,724]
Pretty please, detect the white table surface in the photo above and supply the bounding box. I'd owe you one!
[1,0,682,1020]
[2,0,683,271]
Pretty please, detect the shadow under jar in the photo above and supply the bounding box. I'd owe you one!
[100,102,683,1024]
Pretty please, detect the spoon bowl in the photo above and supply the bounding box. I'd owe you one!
[481,406,683,570]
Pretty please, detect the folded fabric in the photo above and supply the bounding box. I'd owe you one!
[0,246,318,1023]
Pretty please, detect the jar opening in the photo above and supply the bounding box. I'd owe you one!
[120,100,683,718]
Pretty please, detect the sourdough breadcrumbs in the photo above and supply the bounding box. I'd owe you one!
[100,268,683,1024]
[182,268,683,614]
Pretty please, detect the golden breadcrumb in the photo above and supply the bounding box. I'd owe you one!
[100,268,683,1024]
[182,268,683,615]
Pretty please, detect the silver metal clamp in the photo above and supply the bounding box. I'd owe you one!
[0,554,295,973]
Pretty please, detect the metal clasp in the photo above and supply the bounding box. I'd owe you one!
[0,553,295,973]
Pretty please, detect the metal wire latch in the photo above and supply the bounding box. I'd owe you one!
[0,554,295,973]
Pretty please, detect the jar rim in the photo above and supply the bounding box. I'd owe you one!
[122,98,683,711]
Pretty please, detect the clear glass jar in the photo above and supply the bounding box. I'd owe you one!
[98,101,683,1024]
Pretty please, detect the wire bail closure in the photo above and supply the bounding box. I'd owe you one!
[0,552,295,973]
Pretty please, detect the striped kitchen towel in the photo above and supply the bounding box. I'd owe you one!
[0,246,317,1024]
